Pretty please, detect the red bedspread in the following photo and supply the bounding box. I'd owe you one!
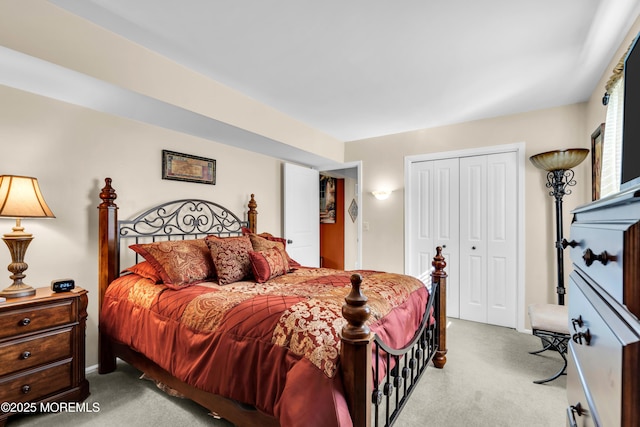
[100,267,429,427]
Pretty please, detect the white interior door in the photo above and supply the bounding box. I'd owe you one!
[283,163,320,267]
[486,152,517,327]
[459,152,517,327]
[459,155,488,323]
[407,158,460,317]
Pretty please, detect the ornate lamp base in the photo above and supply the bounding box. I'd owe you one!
[1,221,37,298]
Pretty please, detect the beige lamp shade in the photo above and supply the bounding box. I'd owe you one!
[529,149,589,171]
[0,175,55,219]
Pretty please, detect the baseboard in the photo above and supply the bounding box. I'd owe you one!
[85,364,99,374]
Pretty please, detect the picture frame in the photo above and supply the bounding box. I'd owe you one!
[162,150,216,185]
[348,199,358,223]
[320,175,337,224]
[591,123,605,201]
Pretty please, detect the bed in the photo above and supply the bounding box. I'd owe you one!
[97,177,448,427]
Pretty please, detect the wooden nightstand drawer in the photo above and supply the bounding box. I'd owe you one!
[0,361,72,404]
[0,328,72,376]
[0,300,74,339]
[0,288,89,425]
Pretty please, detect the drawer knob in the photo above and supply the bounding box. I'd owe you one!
[571,316,584,331]
[561,238,578,249]
[572,329,591,346]
[19,317,31,326]
[582,248,610,266]
[567,402,585,427]
[21,351,31,360]
[21,385,31,394]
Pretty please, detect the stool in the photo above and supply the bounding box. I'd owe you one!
[527,303,570,384]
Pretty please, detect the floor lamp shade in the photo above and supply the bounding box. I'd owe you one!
[529,149,588,305]
[0,175,55,298]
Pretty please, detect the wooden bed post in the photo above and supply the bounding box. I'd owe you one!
[432,246,448,368]
[98,177,119,374]
[340,273,373,427]
[247,194,258,233]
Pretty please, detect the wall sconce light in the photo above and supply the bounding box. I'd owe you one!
[372,190,392,200]
[0,175,55,298]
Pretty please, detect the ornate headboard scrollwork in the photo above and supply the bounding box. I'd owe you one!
[119,199,248,240]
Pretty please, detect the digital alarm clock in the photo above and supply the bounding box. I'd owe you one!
[51,278,75,293]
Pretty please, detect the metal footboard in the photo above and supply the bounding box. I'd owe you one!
[371,279,440,427]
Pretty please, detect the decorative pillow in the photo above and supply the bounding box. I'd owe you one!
[205,235,254,285]
[249,248,289,283]
[122,261,163,284]
[129,239,215,289]
[243,228,300,268]
[248,234,291,272]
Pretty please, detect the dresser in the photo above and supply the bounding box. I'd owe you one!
[567,187,640,426]
[0,288,89,425]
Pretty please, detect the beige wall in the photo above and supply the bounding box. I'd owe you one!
[0,1,638,370]
[345,15,640,329]
[0,85,283,368]
[0,0,344,163]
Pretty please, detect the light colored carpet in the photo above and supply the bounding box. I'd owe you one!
[7,318,566,426]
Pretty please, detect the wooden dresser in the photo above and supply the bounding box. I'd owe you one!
[567,187,640,426]
[0,288,89,425]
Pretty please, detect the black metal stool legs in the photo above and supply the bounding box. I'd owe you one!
[529,329,569,384]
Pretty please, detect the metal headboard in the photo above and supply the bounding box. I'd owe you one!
[118,199,248,268]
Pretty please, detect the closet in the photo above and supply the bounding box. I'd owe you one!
[406,149,518,327]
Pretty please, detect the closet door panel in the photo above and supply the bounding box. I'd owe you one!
[460,156,488,323]
[487,152,517,327]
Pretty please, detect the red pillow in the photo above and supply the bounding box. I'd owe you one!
[249,248,289,283]
[122,261,162,284]
[242,228,300,268]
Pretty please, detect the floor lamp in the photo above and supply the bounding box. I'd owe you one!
[530,149,589,305]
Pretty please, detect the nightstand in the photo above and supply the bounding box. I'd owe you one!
[0,287,89,425]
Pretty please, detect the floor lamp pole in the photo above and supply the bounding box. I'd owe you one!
[530,148,588,306]
[547,169,576,306]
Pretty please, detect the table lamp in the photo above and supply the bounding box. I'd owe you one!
[0,175,55,298]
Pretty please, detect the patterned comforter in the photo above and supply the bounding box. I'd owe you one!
[100,267,430,427]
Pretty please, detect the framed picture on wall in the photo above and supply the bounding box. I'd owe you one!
[591,123,605,200]
[320,175,336,224]
[162,150,216,185]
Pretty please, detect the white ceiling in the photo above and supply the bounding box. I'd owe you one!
[50,0,640,142]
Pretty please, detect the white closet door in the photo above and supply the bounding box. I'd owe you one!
[459,152,517,327]
[459,155,488,323]
[408,158,459,317]
[486,152,517,327]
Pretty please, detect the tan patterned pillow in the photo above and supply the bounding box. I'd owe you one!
[249,248,288,283]
[205,235,254,285]
[129,240,215,289]
[248,234,291,272]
